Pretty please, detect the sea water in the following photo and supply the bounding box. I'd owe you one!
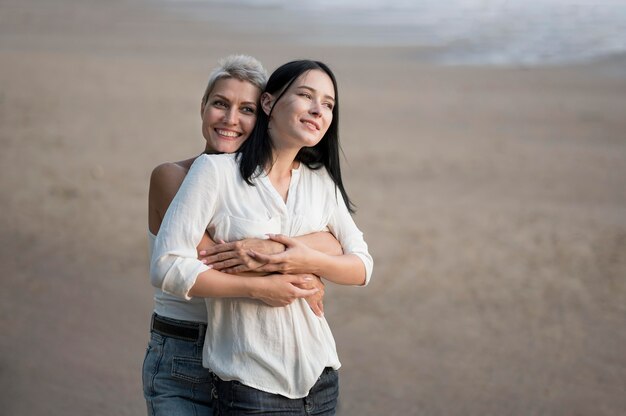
[157,0,626,66]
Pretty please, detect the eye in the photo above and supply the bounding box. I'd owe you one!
[241,106,256,114]
[298,92,312,99]
[323,102,334,110]
[212,100,228,108]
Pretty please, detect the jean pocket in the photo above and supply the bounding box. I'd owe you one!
[171,357,211,384]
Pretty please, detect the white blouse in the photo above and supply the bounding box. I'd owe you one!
[148,232,207,322]
[151,153,373,398]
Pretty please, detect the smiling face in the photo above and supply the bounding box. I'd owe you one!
[263,69,336,151]
[201,77,262,154]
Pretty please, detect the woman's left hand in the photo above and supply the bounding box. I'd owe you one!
[248,234,320,275]
[199,238,284,273]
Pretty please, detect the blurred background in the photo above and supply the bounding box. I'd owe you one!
[1,0,625,414]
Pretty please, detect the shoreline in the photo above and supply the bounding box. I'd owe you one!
[152,0,626,68]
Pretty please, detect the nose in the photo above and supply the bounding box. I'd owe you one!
[309,101,322,117]
[223,108,238,125]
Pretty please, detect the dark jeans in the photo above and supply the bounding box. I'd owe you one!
[213,367,338,416]
[142,314,213,415]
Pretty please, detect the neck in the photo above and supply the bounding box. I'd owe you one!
[267,143,300,174]
[265,147,301,202]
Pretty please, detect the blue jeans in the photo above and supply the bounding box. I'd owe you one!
[142,314,213,415]
[213,367,338,416]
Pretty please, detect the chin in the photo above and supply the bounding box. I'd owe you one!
[214,141,241,154]
[302,137,323,147]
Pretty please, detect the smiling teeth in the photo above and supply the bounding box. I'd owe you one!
[217,129,240,137]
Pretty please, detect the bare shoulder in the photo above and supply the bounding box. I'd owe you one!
[149,160,196,234]
[149,157,197,192]
[151,161,186,187]
[151,157,196,179]
[150,163,182,202]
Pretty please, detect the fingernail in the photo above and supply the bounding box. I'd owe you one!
[304,277,313,281]
[206,264,213,269]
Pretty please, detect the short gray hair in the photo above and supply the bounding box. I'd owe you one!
[201,55,267,108]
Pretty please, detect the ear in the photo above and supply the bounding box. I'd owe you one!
[260,92,273,116]
[200,100,206,117]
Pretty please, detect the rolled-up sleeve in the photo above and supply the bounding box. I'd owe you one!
[327,189,373,286]
[150,155,218,299]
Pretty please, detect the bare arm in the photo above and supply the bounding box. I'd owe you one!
[199,232,342,272]
[249,234,367,286]
[241,191,373,287]
[295,232,343,256]
[197,232,329,316]
[187,269,318,307]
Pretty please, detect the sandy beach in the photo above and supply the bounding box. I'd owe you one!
[1,0,625,414]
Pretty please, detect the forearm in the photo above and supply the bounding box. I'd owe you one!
[306,252,367,286]
[294,232,343,256]
[187,269,319,306]
[187,268,258,298]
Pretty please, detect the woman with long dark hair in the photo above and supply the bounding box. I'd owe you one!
[151,60,373,415]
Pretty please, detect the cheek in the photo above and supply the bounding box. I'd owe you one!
[321,113,332,128]
[241,116,256,133]
[202,109,220,126]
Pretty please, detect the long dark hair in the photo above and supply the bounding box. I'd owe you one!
[237,60,355,213]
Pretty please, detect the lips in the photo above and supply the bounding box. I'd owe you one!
[215,128,242,139]
[301,119,320,131]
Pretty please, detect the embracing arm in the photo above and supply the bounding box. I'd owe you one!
[196,230,335,317]
[295,232,343,256]
[249,234,369,286]
[149,156,318,307]
[198,231,342,271]
[246,192,373,286]
[187,269,317,307]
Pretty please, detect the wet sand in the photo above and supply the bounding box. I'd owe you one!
[1,0,625,414]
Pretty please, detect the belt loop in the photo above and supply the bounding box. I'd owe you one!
[198,323,206,346]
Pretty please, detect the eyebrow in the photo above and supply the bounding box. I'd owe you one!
[297,85,335,103]
[212,93,257,106]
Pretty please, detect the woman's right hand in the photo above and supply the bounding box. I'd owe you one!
[253,274,319,307]
[296,275,325,317]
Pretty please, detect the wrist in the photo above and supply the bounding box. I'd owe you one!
[309,250,325,276]
[246,276,266,300]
